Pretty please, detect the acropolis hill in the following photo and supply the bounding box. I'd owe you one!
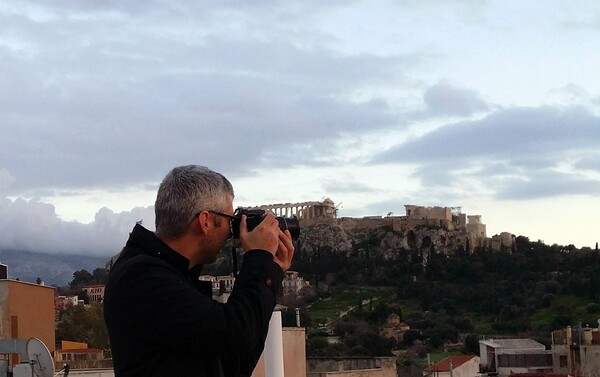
[246,199,515,254]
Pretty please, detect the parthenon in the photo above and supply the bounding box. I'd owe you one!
[245,198,336,220]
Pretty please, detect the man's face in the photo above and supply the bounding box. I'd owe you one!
[214,194,234,244]
[203,194,234,264]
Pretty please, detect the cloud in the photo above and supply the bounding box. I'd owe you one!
[0,197,154,257]
[1,5,414,194]
[421,82,489,117]
[363,199,411,217]
[574,155,600,173]
[494,170,600,200]
[322,179,376,194]
[377,106,600,162]
[373,105,600,200]
[0,169,16,192]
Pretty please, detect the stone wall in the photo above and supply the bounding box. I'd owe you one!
[405,205,452,222]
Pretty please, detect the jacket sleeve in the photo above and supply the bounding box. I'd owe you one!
[110,249,283,365]
[225,250,284,375]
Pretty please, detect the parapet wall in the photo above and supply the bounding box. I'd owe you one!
[306,357,397,377]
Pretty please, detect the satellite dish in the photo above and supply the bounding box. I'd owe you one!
[25,338,54,377]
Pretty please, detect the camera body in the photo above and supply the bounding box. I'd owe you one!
[232,208,300,240]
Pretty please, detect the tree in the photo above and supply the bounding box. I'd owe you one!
[70,270,93,291]
[91,268,109,284]
[402,330,423,347]
[344,331,395,356]
[462,334,480,355]
[56,304,109,350]
[306,336,328,356]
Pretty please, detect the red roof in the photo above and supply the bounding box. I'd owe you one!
[429,355,477,371]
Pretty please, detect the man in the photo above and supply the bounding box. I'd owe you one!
[104,165,294,376]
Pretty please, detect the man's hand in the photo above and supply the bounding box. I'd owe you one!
[239,212,295,272]
[274,229,294,272]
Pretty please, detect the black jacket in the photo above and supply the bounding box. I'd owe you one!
[104,224,283,377]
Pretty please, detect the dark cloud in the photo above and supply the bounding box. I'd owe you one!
[0,1,422,256]
[374,105,600,200]
[494,170,600,200]
[377,106,599,162]
[574,155,600,173]
[1,6,413,194]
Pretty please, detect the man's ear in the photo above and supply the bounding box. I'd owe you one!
[196,211,212,235]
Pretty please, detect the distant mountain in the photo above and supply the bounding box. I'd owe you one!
[0,249,108,287]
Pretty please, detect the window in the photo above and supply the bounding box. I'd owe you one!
[559,355,568,368]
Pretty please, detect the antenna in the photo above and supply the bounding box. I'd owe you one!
[25,338,54,377]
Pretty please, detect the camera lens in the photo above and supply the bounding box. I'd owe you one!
[276,217,300,241]
[232,208,300,240]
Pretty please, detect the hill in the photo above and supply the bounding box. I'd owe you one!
[279,223,600,358]
[0,249,108,286]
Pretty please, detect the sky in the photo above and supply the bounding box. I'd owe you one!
[1,1,599,257]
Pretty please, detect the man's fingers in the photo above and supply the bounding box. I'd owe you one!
[274,230,295,271]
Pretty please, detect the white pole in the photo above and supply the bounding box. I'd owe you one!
[264,311,285,377]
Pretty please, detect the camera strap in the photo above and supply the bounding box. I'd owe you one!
[231,244,238,278]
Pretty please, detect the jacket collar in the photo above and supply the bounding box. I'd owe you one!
[122,224,192,274]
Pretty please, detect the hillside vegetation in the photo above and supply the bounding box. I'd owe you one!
[285,224,600,360]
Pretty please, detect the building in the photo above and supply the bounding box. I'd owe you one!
[490,232,516,253]
[480,338,553,376]
[405,205,453,224]
[466,215,486,238]
[246,198,337,220]
[55,295,79,311]
[424,355,480,377]
[251,327,307,377]
[82,284,106,304]
[198,274,236,302]
[552,325,600,376]
[54,341,105,369]
[53,326,306,377]
[378,313,410,343]
[0,279,56,366]
[55,294,80,321]
[282,271,310,296]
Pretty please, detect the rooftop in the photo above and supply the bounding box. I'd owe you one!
[428,355,478,372]
[480,338,545,350]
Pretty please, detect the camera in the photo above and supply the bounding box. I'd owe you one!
[231,208,300,240]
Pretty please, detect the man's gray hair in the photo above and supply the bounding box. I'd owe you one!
[155,165,234,239]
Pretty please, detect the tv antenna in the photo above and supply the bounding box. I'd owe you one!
[26,338,55,377]
[0,337,55,377]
